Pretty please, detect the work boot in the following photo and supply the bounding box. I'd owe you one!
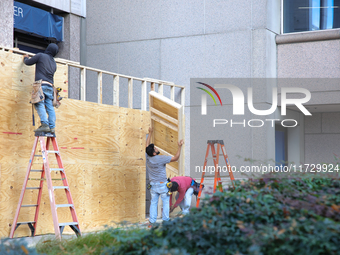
[34,124,51,132]
[50,128,55,133]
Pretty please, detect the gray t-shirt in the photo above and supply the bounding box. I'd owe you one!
[145,153,172,183]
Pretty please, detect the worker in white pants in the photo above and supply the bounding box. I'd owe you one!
[175,187,194,214]
[169,176,195,214]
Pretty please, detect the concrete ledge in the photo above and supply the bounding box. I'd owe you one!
[276,29,340,44]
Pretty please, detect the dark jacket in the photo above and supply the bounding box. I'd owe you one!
[24,43,59,84]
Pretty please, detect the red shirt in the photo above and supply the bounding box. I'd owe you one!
[171,176,193,208]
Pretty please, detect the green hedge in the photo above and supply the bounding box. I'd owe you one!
[37,175,340,254]
[141,176,340,255]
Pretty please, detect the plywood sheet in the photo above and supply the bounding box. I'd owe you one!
[0,50,150,238]
[150,91,184,176]
[0,50,14,90]
[119,108,149,167]
[152,97,178,119]
[11,53,35,92]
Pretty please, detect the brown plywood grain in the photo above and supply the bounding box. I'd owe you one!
[152,97,178,119]
[149,91,185,178]
[0,50,151,238]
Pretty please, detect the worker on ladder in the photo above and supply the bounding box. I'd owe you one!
[23,43,59,133]
[145,127,184,224]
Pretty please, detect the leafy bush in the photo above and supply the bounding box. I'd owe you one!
[36,174,340,255]
[143,176,340,255]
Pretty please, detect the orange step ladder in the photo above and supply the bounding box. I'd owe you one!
[10,132,81,240]
[196,140,235,208]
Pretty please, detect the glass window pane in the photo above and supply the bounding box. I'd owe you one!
[283,0,340,33]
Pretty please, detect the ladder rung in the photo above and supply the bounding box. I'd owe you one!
[56,204,73,208]
[53,186,69,190]
[34,155,42,157]
[21,204,38,207]
[47,150,59,154]
[31,170,43,172]
[50,168,64,171]
[28,178,66,181]
[59,222,78,227]
[26,187,41,190]
[17,221,36,225]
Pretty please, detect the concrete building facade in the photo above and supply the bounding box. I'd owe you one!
[83,0,340,176]
[85,0,280,176]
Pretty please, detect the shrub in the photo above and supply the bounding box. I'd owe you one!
[142,175,340,254]
[37,174,340,254]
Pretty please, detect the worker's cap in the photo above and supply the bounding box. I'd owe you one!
[146,144,155,157]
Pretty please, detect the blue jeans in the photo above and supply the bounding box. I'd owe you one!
[149,182,170,223]
[34,84,56,129]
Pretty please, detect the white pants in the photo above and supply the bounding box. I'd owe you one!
[175,187,194,214]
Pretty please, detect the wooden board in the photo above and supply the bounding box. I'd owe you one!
[0,50,68,99]
[152,97,178,119]
[149,91,184,176]
[0,50,151,238]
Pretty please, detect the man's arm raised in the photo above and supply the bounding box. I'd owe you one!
[170,140,184,162]
[146,127,153,148]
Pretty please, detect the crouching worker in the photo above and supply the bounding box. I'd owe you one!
[145,127,184,224]
[169,176,199,215]
[23,43,59,133]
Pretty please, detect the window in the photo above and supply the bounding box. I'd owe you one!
[283,0,340,33]
[13,1,64,53]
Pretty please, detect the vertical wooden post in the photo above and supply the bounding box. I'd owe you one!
[141,80,147,111]
[80,68,86,101]
[151,82,155,91]
[181,87,185,106]
[158,83,164,95]
[66,63,69,98]
[149,93,155,143]
[113,75,119,107]
[178,105,185,176]
[170,86,175,101]
[97,72,102,104]
[128,78,133,108]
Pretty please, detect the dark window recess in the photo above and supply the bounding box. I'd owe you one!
[284,0,340,33]
[14,31,58,54]
[13,31,58,54]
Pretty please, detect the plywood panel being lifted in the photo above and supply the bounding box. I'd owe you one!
[149,91,184,177]
[0,50,150,238]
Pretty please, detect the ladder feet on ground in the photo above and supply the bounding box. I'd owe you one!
[14,222,36,237]
[59,222,81,236]
[196,140,235,208]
